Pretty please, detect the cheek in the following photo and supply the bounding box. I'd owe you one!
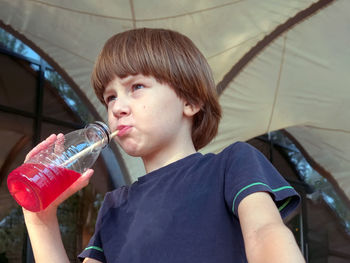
[140,103,158,116]
[136,99,182,127]
[107,110,115,127]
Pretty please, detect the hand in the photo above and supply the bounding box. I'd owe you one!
[22,134,94,263]
[23,134,94,217]
[49,168,94,209]
[24,134,62,162]
[23,168,94,224]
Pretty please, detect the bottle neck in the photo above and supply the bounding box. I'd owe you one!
[85,121,111,149]
[93,121,111,144]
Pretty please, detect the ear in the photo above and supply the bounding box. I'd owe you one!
[183,101,201,117]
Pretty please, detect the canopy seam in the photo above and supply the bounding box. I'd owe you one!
[303,125,350,134]
[206,32,267,61]
[217,0,335,95]
[129,0,136,28]
[26,0,243,22]
[267,34,287,133]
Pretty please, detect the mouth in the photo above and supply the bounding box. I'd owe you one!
[116,125,132,137]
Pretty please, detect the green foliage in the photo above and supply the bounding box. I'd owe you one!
[0,208,25,261]
[0,28,26,56]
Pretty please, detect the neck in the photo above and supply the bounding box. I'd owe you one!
[142,137,197,174]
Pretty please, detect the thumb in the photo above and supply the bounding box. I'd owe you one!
[77,168,94,189]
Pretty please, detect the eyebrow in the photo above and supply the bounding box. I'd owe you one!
[120,74,144,86]
[103,74,147,95]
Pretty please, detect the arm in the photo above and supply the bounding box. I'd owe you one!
[23,206,70,263]
[23,170,94,263]
[238,192,305,263]
[83,258,103,263]
[22,134,97,263]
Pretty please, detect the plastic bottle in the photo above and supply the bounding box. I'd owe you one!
[7,121,116,212]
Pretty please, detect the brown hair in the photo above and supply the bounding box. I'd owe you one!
[92,28,221,150]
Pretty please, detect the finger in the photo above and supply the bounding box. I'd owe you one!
[54,133,65,155]
[25,134,57,162]
[76,169,94,188]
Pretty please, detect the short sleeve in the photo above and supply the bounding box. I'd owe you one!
[78,186,129,262]
[223,142,300,218]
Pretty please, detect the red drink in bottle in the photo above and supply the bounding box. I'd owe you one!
[7,163,81,212]
[7,121,115,212]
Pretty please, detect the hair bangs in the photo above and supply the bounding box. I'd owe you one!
[92,32,171,104]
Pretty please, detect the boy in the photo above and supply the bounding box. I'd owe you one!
[23,28,305,263]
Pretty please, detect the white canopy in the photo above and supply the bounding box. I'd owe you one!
[1,0,349,202]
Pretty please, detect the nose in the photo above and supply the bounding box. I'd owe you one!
[111,96,131,118]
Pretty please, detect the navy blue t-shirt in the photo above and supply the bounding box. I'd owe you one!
[79,142,300,262]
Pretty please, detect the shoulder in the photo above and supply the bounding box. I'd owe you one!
[221,141,275,169]
[223,141,259,155]
[105,185,129,206]
[99,186,129,216]
[216,141,262,169]
[196,142,256,172]
[218,141,258,159]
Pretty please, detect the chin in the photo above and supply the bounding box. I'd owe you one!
[123,148,141,157]
[120,144,144,157]
[118,139,157,159]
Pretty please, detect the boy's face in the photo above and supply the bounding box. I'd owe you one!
[103,74,194,160]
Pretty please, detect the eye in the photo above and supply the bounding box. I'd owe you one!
[105,95,117,104]
[132,83,145,92]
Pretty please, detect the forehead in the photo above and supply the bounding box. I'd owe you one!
[103,74,155,93]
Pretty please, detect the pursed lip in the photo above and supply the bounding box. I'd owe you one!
[116,125,132,136]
